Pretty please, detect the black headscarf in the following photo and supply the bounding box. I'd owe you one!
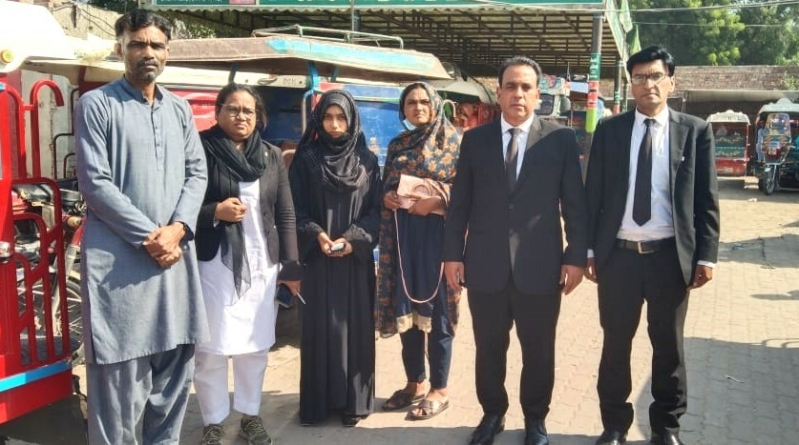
[297,89,367,192]
[200,124,266,297]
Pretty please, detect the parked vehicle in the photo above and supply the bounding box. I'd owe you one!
[537,75,607,164]
[0,1,78,429]
[2,6,454,435]
[706,109,750,178]
[759,112,798,194]
[12,20,456,334]
[167,25,452,169]
[430,79,498,131]
[752,99,799,194]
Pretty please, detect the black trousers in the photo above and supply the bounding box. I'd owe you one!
[468,277,561,420]
[400,292,454,389]
[596,241,689,436]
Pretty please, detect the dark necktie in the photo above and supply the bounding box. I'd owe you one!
[505,127,521,191]
[633,118,655,225]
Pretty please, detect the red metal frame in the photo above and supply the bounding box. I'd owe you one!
[0,75,72,424]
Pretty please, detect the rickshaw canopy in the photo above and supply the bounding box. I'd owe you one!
[166,34,452,82]
[757,98,799,118]
[707,109,750,124]
[0,1,75,73]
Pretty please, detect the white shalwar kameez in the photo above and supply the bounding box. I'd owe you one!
[194,180,279,424]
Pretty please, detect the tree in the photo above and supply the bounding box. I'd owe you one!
[85,0,230,38]
[86,0,138,14]
[738,1,799,65]
[630,0,744,65]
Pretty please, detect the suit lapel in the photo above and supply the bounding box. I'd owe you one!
[616,111,635,200]
[512,117,543,193]
[668,109,687,199]
[489,120,506,175]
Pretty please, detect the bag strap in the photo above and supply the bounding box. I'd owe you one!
[394,210,444,304]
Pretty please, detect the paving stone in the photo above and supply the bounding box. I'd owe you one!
[52,176,799,445]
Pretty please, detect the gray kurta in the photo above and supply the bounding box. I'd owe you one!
[75,78,209,365]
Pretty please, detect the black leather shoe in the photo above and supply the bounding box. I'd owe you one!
[469,414,505,445]
[649,431,685,445]
[595,430,627,445]
[524,418,549,445]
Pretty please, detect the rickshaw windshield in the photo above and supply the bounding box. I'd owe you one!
[713,124,747,149]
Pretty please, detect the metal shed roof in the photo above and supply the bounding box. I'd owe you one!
[144,0,638,78]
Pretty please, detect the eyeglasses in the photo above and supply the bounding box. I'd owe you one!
[223,104,256,119]
[630,72,670,85]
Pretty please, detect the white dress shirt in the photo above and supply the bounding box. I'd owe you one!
[617,107,674,242]
[500,113,537,176]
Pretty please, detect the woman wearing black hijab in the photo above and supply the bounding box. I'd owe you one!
[289,89,381,427]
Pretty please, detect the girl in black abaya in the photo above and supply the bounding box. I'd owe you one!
[288,90,381,427]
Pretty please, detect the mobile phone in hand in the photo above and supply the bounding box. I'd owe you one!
[330,242,345,253]
[276,283,305,309]
[276,284,293,308]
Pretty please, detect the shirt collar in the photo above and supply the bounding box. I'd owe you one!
[500,113,536,135]
[118,76,164,105]
[635,106,669,128]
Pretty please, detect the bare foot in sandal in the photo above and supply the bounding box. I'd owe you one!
[381,381,430,411]
[408,388,449,420]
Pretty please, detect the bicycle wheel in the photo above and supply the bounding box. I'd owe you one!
[64,278,84,365]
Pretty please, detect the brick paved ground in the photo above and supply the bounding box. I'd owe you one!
[176,176,799,445]
[53,176,798,445]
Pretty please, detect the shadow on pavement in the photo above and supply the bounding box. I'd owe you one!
[718,233,799,269]
[751,290,799,301]
[0,394,87,444]
[717,177,799,203]
[274,306,301,349]
[633,336,799,445]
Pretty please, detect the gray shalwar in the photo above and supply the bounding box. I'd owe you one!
[75,77,209,444]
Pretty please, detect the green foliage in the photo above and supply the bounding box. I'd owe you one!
[86,0,138,14]
[630,0,799,66]
[85,0,231,38]
[783,74,799,90]
[630,0,744,66]
[738,1,799,65]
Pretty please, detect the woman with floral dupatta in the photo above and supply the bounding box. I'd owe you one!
[377,82,462,420]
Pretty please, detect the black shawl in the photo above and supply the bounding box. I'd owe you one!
[200,124,266,297]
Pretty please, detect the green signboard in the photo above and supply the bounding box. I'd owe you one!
[150,0,603,7]
[152,0,258,5]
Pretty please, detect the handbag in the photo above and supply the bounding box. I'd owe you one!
[393,174,450,304]
[395,174,449,216]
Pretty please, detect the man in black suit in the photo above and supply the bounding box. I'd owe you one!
[443,56,587,445]
[584,46,720,445]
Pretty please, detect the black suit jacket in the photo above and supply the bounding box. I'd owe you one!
[585,109,720,286]
[195,142,302,281]
[442,117,588,295]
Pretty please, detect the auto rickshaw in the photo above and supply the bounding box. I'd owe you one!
[753,98,799,195]
[706,109,750,180]
[0,2,88,442]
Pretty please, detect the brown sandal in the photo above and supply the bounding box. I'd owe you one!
[381,389,425,411]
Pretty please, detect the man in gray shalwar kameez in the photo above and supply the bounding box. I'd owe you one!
[74,9,209,444]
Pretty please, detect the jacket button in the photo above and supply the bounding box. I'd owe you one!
[509,204,514,210]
